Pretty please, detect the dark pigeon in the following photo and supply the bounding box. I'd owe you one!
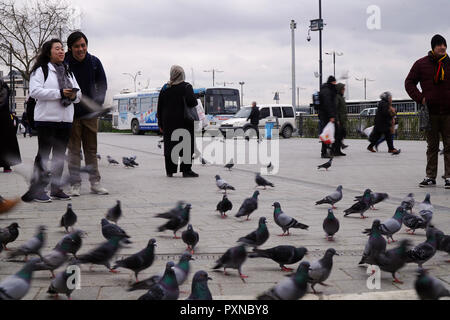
[182,224,199,254]
[237,217,269,248]
[255,173,274,189]
[359,220,387,265]
[0,223,20,251]
[213,244,248,282]
[354,191,388,210]
[56,229,85,259]
[323,209,340,241]
[344,189,371,219]
[101,218,131,242]
[415,268,450,300]
[317,158,332,171]
[107,155,119,165]
[373,239,411,284]
[272,202,309,236]
[112,239,156,281]
[235,191,259,221]
[157,204,191,239]
[137,261,179,300]
[60,203,77,233]
[122,157,135,168]
[401,193,415,214]
[106,200,122,224]
[186,271,213,300]
[405,225,439,268]
[216,195,233,218]
[224,159,234,171]
[248,245,308,272]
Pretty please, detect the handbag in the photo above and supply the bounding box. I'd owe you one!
[184,97,199,122]
[418,103,431,131]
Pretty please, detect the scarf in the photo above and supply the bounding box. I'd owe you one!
[428,51,449,84]
[167,65,185,87]
[51,62,73,107]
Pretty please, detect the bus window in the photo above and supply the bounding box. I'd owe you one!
[119,99,128,113]
[152,97,158,110]
[129,98,138,113]
[204,89,240,115]
[140,97,152,113]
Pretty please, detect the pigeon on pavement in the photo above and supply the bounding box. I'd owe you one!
[235,191,259,221]
[216,195,232,218]
[237,217,269,248]
[107,156,119,165]
[122,157,135,168]
[47,264,77,300]
[101,218,131,242]
[323,209,340,241]
[317,158,332,171]
[379,206,407,243]
[213,244,248,282]
[308,248,339,294]
[215,175,235,194]
[248,245,308,272]
[354,191,388,210]
[415,268,450,300]
[359,220,387,265]
[157,204,191,239]
[405,225,439,268]
[255,173,274,190]
[344,189,371,219]
[60,203,77,233]
[182,224,199,254]
[0,258,40,300]
[186,271,213,300]
[106,200,122,224]
[0,223,20,251]
[272,202,309,236]
[373,239,411,284]
[8,225,46,261]
[401,193,415,213]
[316,185,343,209]
[224,159,234,171]
[137,261,179,300]
[34,241,73,278]
[56,229,85,259]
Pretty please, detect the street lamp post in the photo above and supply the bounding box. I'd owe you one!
[290,19,297,112]
[122,71,142,92]
[308,0,326,91]
[216,81,234,87]
[355,77,375,100]
[204,69,223,87]
[239,81,245,106]
[325,51,344,77]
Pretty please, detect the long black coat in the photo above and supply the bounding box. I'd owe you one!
[0,81,21,168]
[318,83,337,122]
[374,99,394,132]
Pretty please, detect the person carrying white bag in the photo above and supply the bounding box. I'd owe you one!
[319,121,336,145]
[318,76,338,158]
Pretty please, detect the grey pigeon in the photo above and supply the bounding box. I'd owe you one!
[405,225,439,267]
[237,217,269,248]
[34,241,73,278]
[317,158,332,171]
[354,191,388,210]
[112,239,157,281]
[417,194,433,231]
[255,173,274,189]
[401,193,415,213]
[224,159,234,171]
[56,229,85,259]
[272,202,309,236]
[186,271,213,300]
[0,258,40,300]
[215,175,235,194]
[138,261,179,300]
[106,200,122,224]
[379,206,407,243]
[415,268,450,300]
[129,155,139,166]
[182,224,199,254]
[107,155,119,165]
[267,162,274,174]
[373,239,411,283]
[8,225,46,261]
[213,244,248,282]
[101,218,131,242]
[359,220,387,265]
[157,203,191,239]
[60,203,77,233]
[0,222,20,251]
[216,195,232,218]
[308,248,339,294]
[122,157,135,168]
[431,226,450,262]
[403,212,429,235]
[344,189,371,219]
[235,191,259,221]
[249,245,308,272]
[47,265,77,299]
[257,261,311,300]
[316,185,343,209]
[323,209,340,241]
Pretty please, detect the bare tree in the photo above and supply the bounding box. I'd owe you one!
[0,0,80,81]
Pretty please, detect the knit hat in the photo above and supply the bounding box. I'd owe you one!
[431,34,447,49]
[327,75,336,84]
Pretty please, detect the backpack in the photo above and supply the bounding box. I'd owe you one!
[312,91,320,111]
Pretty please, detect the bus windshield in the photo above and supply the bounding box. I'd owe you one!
[204,88,240,115]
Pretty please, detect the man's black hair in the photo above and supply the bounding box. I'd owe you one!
[67,31,88,51]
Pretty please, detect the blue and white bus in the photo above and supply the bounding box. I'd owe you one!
[112,87,240,135]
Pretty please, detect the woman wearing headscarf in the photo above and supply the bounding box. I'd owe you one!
[157,65,199,177]
[0,79,22,172]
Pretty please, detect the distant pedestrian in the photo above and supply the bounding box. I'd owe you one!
[247,101,261,141]
[405,34,450,189]
[0,79,21,173]
[157,65,199,178]
[333,83,347,156]
[367,92,399,154]
[28,38,81,202]
[319,76,337,158]
[21,111,32,137]
[65,31,109,196]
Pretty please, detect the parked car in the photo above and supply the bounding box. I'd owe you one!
[359,107,377,116]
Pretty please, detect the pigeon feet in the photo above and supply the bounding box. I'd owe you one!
[281,267,293,272]
[393,278,403,284]
[173,235,181,239]
[327,236,335,242]
[109,269,120,274]
[360,216,368,219]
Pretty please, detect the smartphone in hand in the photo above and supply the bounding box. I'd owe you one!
[71,88,80,93]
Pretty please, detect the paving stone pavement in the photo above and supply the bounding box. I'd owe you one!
[1,133,449,300]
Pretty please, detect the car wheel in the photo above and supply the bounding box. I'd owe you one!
[282,125,293,138]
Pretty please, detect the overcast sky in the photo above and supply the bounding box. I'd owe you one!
[12,0,450,106]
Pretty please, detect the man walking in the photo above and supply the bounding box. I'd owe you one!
[65,31,109,196]
[319,76,337,158]
[247,101,261,142]
[405,34,450,189]
[334,83,348,156]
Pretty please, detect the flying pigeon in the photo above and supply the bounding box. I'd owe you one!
[317,158,332,171]
[372,239,411,284]
[182,224,199,254]
[186,271,213,300]
[344,189,371,219]
[60,203,77,233]
[379,206,407,243]
[157,204,191,239]
[216,195,233,218]
[257,261,311,300]
[323,209,340,241]
[248,245,308,272]
[21,158,51,202]
[308,248,339,294]
[316,185,343,209]
[106,200,122,224]
[215,175,235,194]
[354,191,389,210]
[137,261,179,300]
[235,191,259,221]
[8,225,46,261]
[0,222,20,251]
[107,155,119,165]
[415,268,450,300]
[224,159,234,171]
[237,217,269,248]
[405,225,439,268]
[359,220,387,265]
[401,193,415,214]
[255,173,274,190]
[272,202,309,236]
[0,258,40,300]
[213,244,248,282]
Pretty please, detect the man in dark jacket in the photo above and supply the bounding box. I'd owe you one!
[247,101,260,141]
[65,31,109,196]
[319,76,337,158]
[334,83,347,156]
[405,34,450,189]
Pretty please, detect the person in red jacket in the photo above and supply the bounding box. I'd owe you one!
[405,34,450,189]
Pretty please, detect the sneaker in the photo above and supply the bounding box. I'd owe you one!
[166,173,174,178]
[445,179,450,189]
[388,149,400,154]
[182,170,199,178]
[367,146,376,153]
[419,177,436,188]
[91,182,109,195]
[69,184,81,197]
[50,190,71,201]
[3,166,12,173]
[33,192,52,203]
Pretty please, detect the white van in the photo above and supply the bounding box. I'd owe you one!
[360,107,377,116]
[219,104,297,138]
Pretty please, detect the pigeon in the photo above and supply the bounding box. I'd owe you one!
[216,195,233,218]
[129,155,139,166]
[155,201,185,220]
[213,244,248,282]
[255,173,274,189]
[0,222,20,251]
[359,220,387,265]
[257,261,311,300]
[215,175,235,194]
[96,153,101,160]
[315,185,343,209]
[323,209,340,241]
[248,245,308,272]
[21,157,51,202]
[237,217,269,248]
[8,225,46,261]
[0,196,20,214]
[60,203,77,233]
[107,155,119,165]
[47,265,77,300]
[235,191,259,221]
[415,268,450,300]
[122,157,135,168]
[128,253,193,292]
[401,193,415,213]
[417,193,433,227]
[157,139,163,149]
[73,235,127,273]
[224,159,234,171]
[106,200,122,224]
[403,212,429,235]
[317,158,332,171]
[101,218,130,241]
[186,271,213,300]
[372,239,411,284]
[201,157,207,166]
[34,240,73,278]
[182,224,199,254]
[308,248,339,294]
[344,189,372,219]
[267,162,274,174]
[0,258,40,300]
[137,261,179,300]
[157,203,191,239]
[432,226,450,262]
[112,239,157,281]
[56,229,85,259]
[354,191,389,210]
[405,225,439,268]
[379,206,407,243]
[272,202,309,236]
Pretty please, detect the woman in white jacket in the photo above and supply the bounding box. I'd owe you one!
[28,39,81,202]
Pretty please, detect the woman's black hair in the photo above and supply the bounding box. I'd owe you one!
[67,31,88,51]
[31,38,63,74]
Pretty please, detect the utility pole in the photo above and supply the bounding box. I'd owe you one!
[204,69,223,87]
[239,81,245,106]
[319,0,323,88]
[355,77,375,100]
[290,19,297,112]
[325,51,344,77]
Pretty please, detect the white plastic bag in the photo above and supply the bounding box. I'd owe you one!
[194,99,208,131]
[18,123,26,134]
[363,126,374,137]
[319,121,335,144]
